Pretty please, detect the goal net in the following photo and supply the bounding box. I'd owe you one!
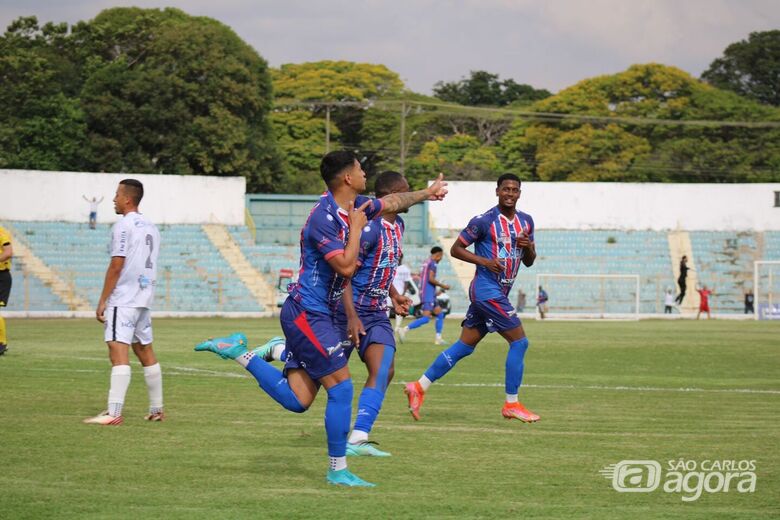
[754,261,780,320]
[535,273,640,320]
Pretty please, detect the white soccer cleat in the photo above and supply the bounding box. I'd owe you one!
[83,410,123,425]
[144,411,165,422]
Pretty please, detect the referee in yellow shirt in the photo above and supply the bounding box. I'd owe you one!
[0,225,13,355]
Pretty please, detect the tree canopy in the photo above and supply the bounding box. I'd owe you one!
[701,30,780,107]
[433,70,551,107]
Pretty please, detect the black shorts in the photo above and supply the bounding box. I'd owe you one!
[0,270,11,307]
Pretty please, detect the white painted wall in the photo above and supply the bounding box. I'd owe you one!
[430,182,780,231]
[0,170,245,225]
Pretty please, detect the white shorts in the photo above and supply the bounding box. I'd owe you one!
[104,306,153,345]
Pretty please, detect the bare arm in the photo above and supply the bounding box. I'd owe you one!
[0,243,12,263]
[378,174,447,216]
[96,256,125,323]
[451,239,503,274]
[428,269,449,290]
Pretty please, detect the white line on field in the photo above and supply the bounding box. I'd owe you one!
[25,361,780,395]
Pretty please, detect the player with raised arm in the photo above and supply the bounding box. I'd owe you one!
[195,152,446,487]
[397,246,450,345]
[404,173,540,423]
[84,179,164,425]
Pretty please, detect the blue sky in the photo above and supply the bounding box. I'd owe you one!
[1,0,778,93]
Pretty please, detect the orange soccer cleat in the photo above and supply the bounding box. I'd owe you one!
[404,382,426,421]
[501,401,540,423]
[83,411,124,426]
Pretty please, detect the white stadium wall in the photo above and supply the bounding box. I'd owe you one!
[0,170,246,225]
[429,181,780,231]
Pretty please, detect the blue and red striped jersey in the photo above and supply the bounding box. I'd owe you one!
[458,206,535,302]
[350,216,405,312]
[419,257,438,303]
[289,191,383,314]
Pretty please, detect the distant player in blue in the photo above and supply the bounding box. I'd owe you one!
[397,246,450,345]
[195,151,447,487]
[405,173,540,423]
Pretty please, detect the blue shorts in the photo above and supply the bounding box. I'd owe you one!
[462,296,522,335]
[279,297,348,380]
[420,300,437,312]
[335,309,396,361]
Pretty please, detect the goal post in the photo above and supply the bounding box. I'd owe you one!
[535,273,641,320]
[754,260,780,321]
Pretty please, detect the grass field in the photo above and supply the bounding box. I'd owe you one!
[0,317,778,519]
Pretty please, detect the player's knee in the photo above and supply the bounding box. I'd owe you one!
[326,378,353,403]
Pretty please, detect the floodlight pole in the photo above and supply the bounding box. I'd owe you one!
[399,101,406,174]
[325,105,331,153]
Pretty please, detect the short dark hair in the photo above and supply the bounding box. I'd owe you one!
[320,150,358,187]
[431,246,443,255]
[497,173,521,187]
[119,178,144,205]
[374,170,405,198]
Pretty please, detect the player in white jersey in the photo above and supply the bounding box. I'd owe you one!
[391,254,413,333]
[84,179,164,425]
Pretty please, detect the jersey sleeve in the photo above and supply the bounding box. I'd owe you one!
[523,214,535,242]
[109,221,129,257]
[458,214,487,246]
[356,223,378,267]
[355,195,383,221]
[308,209,346,261]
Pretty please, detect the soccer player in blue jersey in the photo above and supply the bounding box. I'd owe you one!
[397,246,450,345]
[195,151,447,487]
[404,173,540,423]
[337,170,412,457]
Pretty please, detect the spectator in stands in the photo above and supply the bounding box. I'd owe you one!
[0,225,13,355]
[696,284,715,320]
[664,288,675,314]
[744,289,755,314]
[83,195,104,230]
[516,289,527,313]
[674,255,693,305]
[537,286,549,319]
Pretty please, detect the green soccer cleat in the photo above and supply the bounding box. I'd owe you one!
[346,441,391,457]
[252,336,285,362]
[326,468,376,487]
[194,332,248,360]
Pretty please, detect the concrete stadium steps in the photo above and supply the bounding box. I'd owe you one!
[689,231,763,313]
[5,221,264,312]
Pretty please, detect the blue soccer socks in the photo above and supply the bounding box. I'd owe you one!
[407,315,430,330]
[245,356,305,413]
[505,337,529,396]
[325,379,353,457]
[353,387,384,436]
[423,340,475,383]
[435,312,445,334]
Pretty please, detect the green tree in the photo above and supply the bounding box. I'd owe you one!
[433,70,551,107]
[0,17,89,170]
[500,63,780,182]
[406,134,503,187]
[701,30,780,106]
[73,7,282,190]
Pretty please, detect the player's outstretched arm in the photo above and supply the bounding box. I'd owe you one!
[378,173,447,216]
[451,239,503,273]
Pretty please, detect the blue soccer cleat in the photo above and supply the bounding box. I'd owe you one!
[194,332,248,360]
[346,441,391,457]
[326,468,376,487]
[252,336,285,362]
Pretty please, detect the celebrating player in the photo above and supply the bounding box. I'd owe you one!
[195,152,446,487]
[397,246,450,345]
[84,179,164,425]
[404,173,540,423]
